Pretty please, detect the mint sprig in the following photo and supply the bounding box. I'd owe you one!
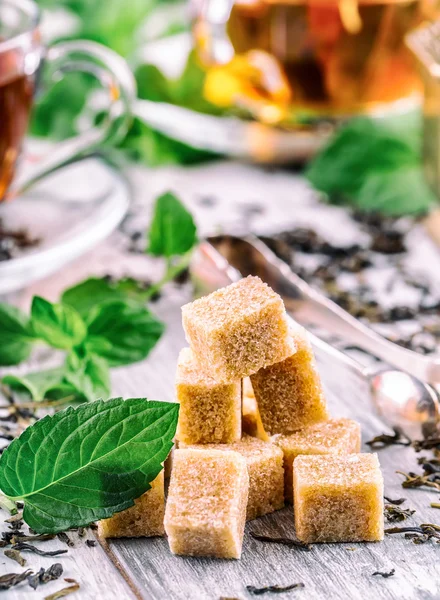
[0,192,197,405]
[306,112,436,217]
[0,398,178,533]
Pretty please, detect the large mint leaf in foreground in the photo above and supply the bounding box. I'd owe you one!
[0,398,178,533]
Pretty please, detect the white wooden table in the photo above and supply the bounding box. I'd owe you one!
[2,160,440,599]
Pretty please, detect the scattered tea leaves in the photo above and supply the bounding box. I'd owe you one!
[372,569,395,578]
[44,578,80,600]
[12,542,68,557]
[431,502,440,509]
[384,505,415,523]
[384,496,406,506]
[366,427,411,449]
[4,548,26,566]
[28,563,63,590]
[249,532,311,551]
[385,524,440,544]
[86,539,96,547]
[246,583,305,595]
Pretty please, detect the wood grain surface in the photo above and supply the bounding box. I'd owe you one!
[1,161,440,599]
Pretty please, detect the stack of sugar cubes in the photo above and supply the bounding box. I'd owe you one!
[99,276,384,559]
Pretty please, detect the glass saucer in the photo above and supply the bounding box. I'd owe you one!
[0,157,130,295]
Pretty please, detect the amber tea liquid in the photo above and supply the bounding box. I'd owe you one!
[195,0,435,120]
[0,51,35,200]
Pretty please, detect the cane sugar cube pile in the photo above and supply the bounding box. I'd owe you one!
[99,276,383,557]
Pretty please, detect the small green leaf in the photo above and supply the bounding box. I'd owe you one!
[30,297,87,350]
[148,192,197,258]
[61,277,151,317]
[305,112,432,217]
[65,353,111,402]
[0,304,34,366]
[0,397,179,533]
[2,368,68,402]
[356,167,436,216]
[85,301,165,366]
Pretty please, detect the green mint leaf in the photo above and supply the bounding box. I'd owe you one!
[0,304,34,366]
[61,277,152,317]
[65,353,111,402]
[30,297,87,350]
[147,192,197,258]
[84,301,165,367]
[356,166,436,216]
[119,118,219,166]
[0,397,178,533]
[2,367,69,403]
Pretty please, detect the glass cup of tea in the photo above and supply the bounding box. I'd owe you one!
[0,0,136,202]
[191,0,438,129]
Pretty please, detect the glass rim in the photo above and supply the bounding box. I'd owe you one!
[0,0,40,54]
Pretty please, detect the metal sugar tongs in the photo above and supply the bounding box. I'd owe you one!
[192,235,440,437]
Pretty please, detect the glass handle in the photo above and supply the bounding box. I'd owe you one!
[7,40,136,199]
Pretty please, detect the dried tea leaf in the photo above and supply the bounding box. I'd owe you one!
[372,569,395,578]
[246,583,305,595]
[384,505,415,523]
[4,548,26,566]
[57,532,74,547]
[249,532,311,551]
[12,542,68,557]
[44,579,80,600]
[384,496,406,506]
[0,569,32,590]
[366,427,411,449]
[28,563,63,590]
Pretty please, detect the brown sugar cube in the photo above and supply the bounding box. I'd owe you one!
[181,434,284,521]
[164,449,249,559]
[273,418,361,502]
[176,348,241,444]
[251,325,328,435]
[182,276,295,383]
[242,378,269,442]
[98,471,164,538]
[293,453,384,543]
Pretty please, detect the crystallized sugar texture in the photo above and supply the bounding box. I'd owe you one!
[273,418,361,502]
[98,472,164,538]
[242,378,269,442]
[176,348,241,444]
[251,325,328,435]
[294,454,384,543]
[164,449,249,558]
[182,435,284,520]
[182,276,295,382]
